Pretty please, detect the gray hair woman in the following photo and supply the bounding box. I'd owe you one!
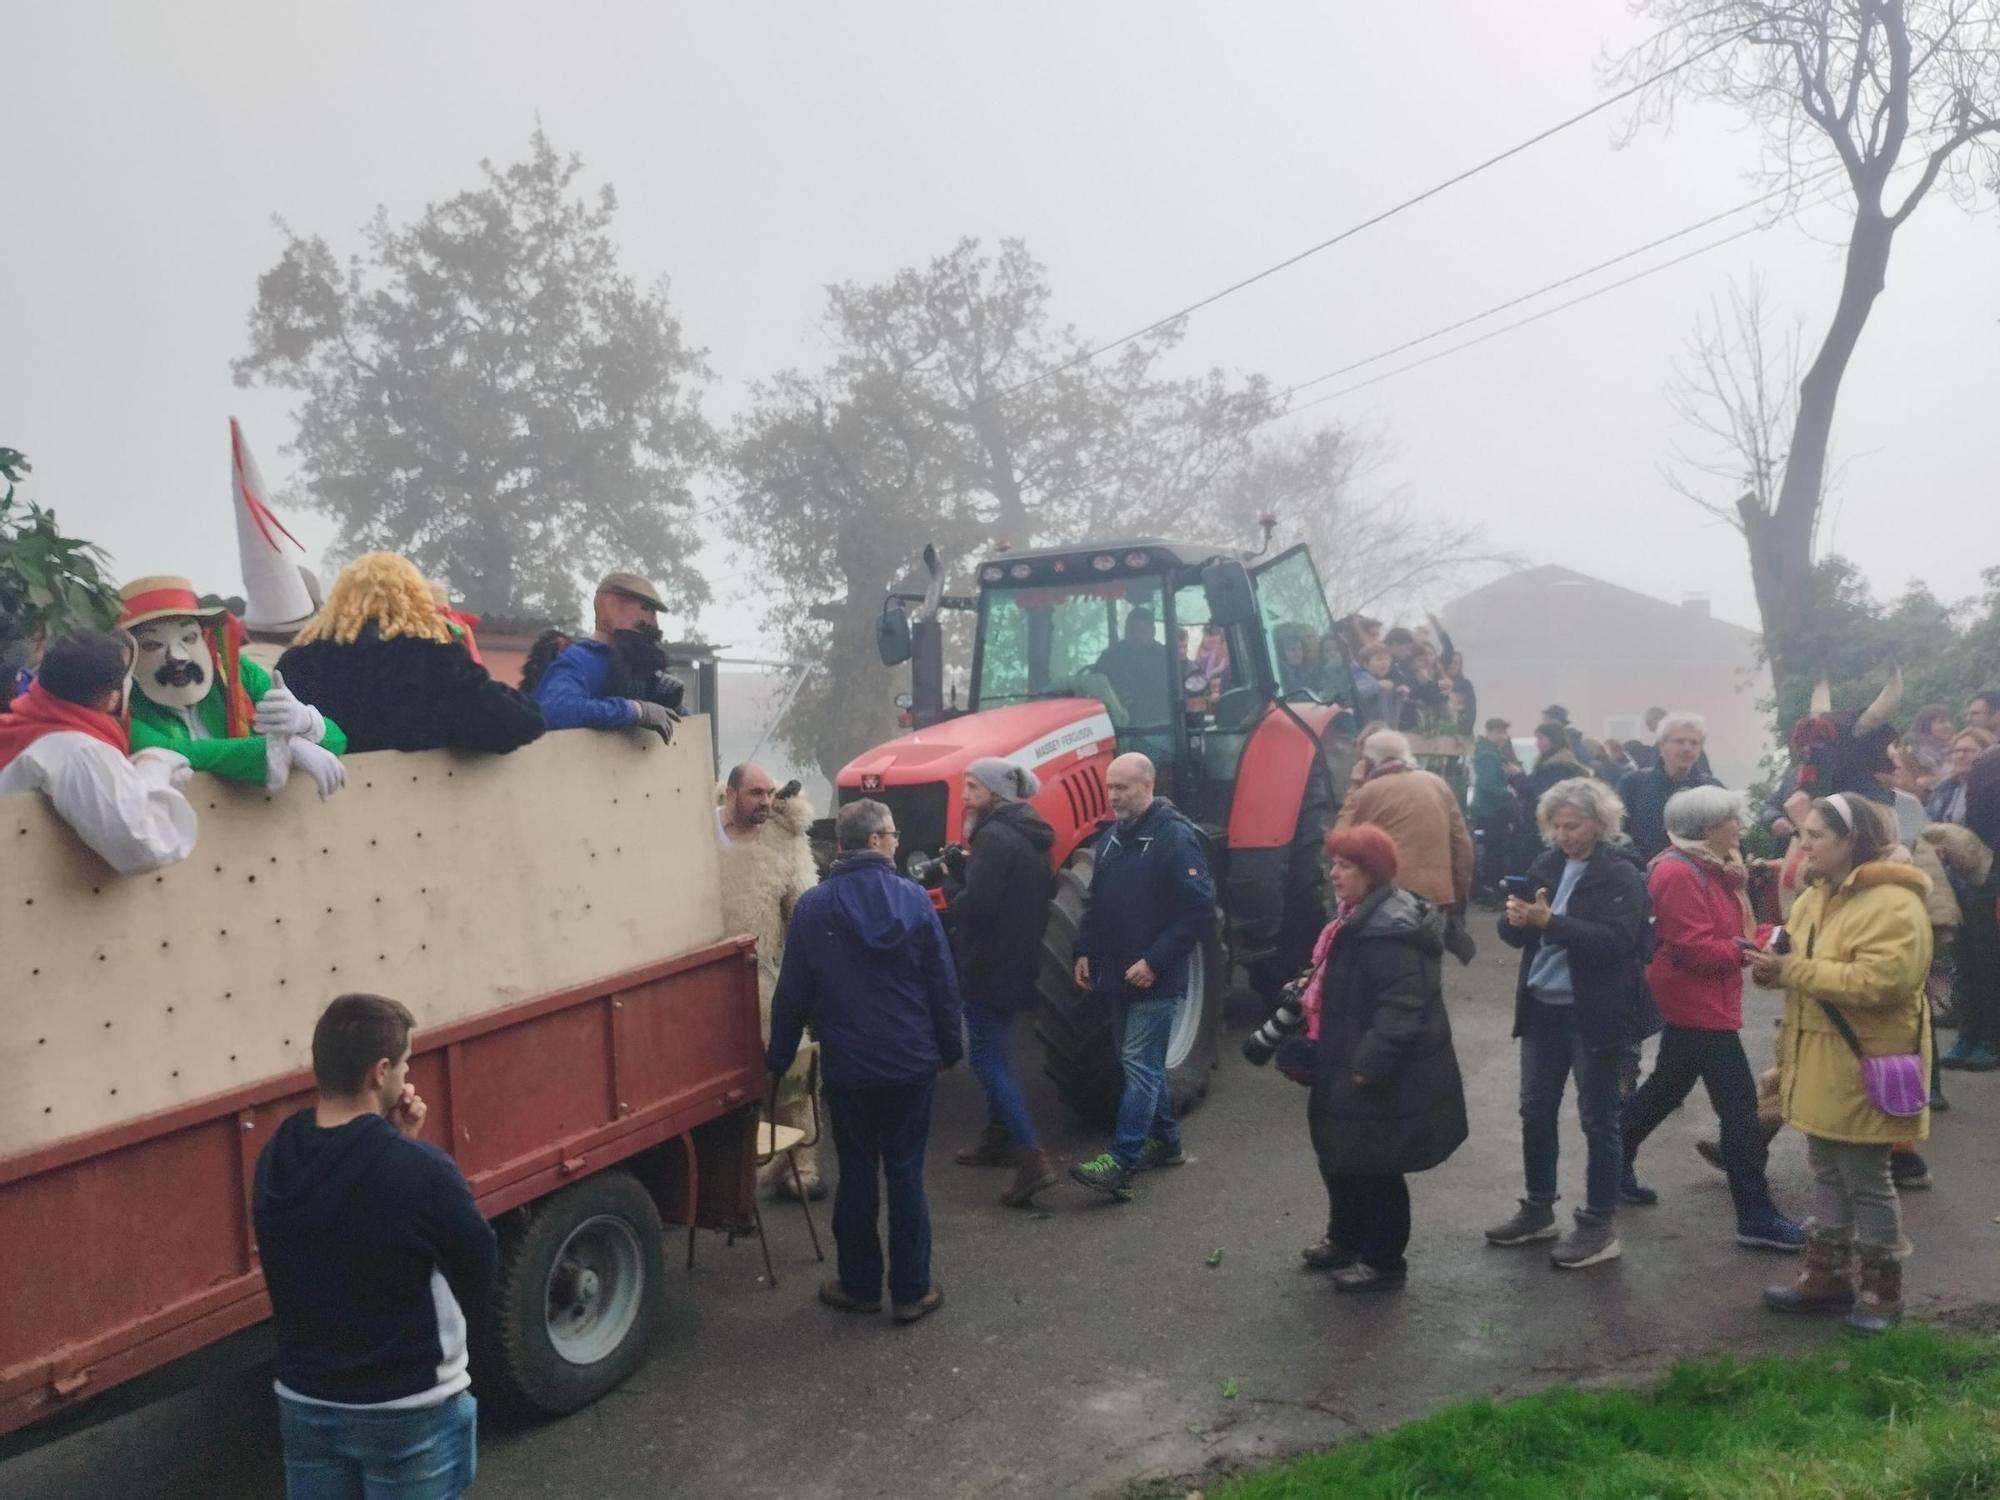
[1486,778,1659,1270]
[1621,786,1803,1252]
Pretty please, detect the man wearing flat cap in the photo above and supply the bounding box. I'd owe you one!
[534,572,682,742]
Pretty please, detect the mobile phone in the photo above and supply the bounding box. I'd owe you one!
[1502,876,1538,903]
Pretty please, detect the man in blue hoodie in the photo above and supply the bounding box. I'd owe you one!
[767,798,963,1324]
[254,994,497,1499]
[533,572,680,741]
[1069,752,1217,1201]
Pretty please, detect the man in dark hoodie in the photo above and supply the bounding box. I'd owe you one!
[254,993,497,1499]
[767,798,963,1324]
[1069,752,1217,1202]
[946,757,1059,1207]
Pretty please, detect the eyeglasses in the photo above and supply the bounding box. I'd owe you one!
[873,828,899,841]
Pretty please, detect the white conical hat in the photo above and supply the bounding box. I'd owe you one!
[231,417,316,632]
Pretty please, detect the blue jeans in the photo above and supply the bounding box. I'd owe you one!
[827,1080,935,1305]
[1519,1003,1623,1218]
[1110,996,1183,1169]
[277,1390,476,1500]
[965,1000,1039,1148]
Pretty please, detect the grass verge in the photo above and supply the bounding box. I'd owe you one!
[1215,1327,2000,1499]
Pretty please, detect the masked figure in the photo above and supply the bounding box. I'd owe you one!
[121,576,348,799]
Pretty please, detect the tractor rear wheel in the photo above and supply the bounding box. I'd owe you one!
[1034,848,1223,1127]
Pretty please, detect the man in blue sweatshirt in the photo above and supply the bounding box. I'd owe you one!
[767,798,963,1325]
[254,994,497,1499]
[1069,752,1217,1201]
[533,572,680,740]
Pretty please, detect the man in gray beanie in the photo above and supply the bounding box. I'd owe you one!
[946,757,1059,1205]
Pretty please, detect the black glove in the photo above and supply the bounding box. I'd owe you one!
[943,844,969,882]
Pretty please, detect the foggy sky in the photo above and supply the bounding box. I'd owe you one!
[4,1,1995,660]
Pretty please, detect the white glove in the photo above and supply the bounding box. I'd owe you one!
[253,670,324,741]
[288,737,347,799]
[133,747,195,790]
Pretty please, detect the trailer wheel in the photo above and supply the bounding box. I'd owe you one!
[1035,849,1223,1126]
[478,1169,665,1418]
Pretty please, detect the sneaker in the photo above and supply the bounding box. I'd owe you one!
[1550,1211,1622,1269]
[1736,1212,1806,1252]
[1484,1199,1559,1246]
[1069,1152,1135,1201]
[1620,1166,1659,1207]
[1134,1138,1187,1171]
[1301,1237,1355,1272]
[1890,1153,1933,1190]
[892,1282,944,1325]
[1961,1042,2000,1072]
[1331,1262,1407,1294]
[1695,1139,1727,1174]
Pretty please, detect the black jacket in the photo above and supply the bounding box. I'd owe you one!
[278,629,546,756]
[253,1110,497,1406]
[949,800,1056,1013]
[1498,842,1660,1049]
[1617,763,1722,863]
[1307,886,1468,1176]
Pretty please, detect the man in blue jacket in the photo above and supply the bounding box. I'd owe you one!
[1069,752,1217,1201]
[253,994,497,1499]
[533,572,680,740]
[767,798,963,1324]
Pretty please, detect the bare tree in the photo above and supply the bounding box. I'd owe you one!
[1663,275,1837,534]
[1615,1,2000,673]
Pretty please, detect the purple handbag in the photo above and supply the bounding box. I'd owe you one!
[1818,998,1929,1119]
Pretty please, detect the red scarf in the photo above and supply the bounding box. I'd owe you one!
[0,681,129,770]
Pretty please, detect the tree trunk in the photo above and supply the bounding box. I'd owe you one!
[1748,206,1895,682]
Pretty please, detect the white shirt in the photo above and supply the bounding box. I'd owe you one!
[0,731,198,874]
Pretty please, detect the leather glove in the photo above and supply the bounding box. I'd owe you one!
[632,699,679,745]
[253,670,324,741]
[288,737,347,799]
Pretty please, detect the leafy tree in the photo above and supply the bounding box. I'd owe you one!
[729,237,1281,783]
[233,130,713,623]
[0,448,123,686]
[1614,0,2000,677]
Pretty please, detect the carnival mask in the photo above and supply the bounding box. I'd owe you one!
[131,616,213,710]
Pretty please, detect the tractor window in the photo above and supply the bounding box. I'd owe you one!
[1174,584,1244,698]
[974,587,1116,708]
[1252,546,1342,703]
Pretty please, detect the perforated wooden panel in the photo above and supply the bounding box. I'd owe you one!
[1,724,723,1158]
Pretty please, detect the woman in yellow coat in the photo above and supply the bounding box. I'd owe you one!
[1751,794,1932,1334]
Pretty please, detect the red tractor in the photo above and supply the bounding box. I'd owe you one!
[840,539,1356,1123]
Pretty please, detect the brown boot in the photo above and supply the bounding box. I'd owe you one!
[999,1147,1059,1208]
[1763,1227,1856,1314]
[1845,1252,1904,1335]
[955,1125,1017,1168]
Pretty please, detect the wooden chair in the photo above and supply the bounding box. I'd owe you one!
[745,1044,825,1288]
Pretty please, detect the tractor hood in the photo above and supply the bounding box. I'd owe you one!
[839,699,1115,789]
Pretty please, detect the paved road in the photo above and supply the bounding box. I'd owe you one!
[11,943,1999,1499]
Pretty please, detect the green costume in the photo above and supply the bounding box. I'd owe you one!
[129,654,347,784]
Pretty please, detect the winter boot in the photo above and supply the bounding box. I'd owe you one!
[954,1124,1017,1168]
[1763,1227,1856,1313]
[1940,1032,1976,1069]
[1484,1199,1558,1246]
[1890,1148,1932,1190]
[1844,1252,1904,1335]
[1620,1164,1659,1206]
[1549,1210,1622,1269]
[999,1147,1059,1208]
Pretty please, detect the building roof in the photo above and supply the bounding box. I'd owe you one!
[1444,565,1760,651]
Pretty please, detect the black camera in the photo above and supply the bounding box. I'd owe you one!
[1242,979,1307,1067]
[905,843,965,887]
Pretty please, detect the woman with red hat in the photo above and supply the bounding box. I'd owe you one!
[1287,822,1468,1292]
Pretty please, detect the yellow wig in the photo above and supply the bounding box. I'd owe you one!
[293,552,457,646]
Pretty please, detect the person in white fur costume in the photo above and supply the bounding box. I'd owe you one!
[718,763,824,1198]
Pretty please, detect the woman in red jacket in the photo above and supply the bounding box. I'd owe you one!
[1620,785,1805,1252]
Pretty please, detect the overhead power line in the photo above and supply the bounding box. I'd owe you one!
[1009,32,1740,396]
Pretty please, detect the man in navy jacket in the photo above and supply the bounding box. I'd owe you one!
[767,798,963,1324]
[533,572,680,741]
[254,993,497,1499]
[1069,752,1217,1201]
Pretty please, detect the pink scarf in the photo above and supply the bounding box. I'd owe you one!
[1300,901,1358,1041]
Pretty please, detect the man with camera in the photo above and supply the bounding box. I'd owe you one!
[1069,752,1216,1202]
[716,761,825,1199]
[944,758,1059,1206]
[533,572,683,742]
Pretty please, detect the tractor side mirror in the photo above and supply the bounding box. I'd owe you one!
[1201,559,1258,629]
[877,601,913,666]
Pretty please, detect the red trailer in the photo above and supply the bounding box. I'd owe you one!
[0,729,759,1442]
